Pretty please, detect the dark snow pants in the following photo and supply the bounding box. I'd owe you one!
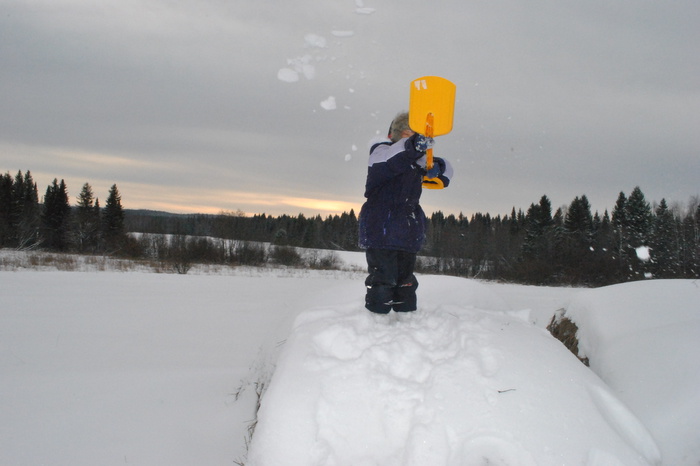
[364,248,418,314]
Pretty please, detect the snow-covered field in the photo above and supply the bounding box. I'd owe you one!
[1,250,698,465]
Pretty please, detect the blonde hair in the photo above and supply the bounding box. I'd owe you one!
[388,112,411,142]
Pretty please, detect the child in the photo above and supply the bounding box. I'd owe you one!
[358,112,453,313]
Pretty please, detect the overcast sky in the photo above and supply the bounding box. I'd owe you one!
[2,0,698,218]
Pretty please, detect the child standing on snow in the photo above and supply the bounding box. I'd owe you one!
[358,112,453,314]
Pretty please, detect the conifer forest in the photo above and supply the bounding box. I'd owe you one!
[2,170,698,286]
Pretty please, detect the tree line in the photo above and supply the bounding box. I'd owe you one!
[3,169,698,286]
[126,187,699,286]
[126,209,360,251]
[0,170,127,253]
[422,188,699,286]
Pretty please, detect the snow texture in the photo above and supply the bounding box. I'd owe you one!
[567,279,700,466]
[247,276,662,466]
[1,249,698,465]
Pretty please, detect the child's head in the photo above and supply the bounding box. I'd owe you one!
[388,112,414,142]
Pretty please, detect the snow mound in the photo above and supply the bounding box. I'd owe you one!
[247,278,660,466]
[567,279,700,465]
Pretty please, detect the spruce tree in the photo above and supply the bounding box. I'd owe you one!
[41,179,71,251]
[16,171,40,249]
[0,172,14,246]
[11,171,26,242]
[551,207,565,262]
[589,209,618,284]
[625,187,653,248]
[520,195,557,283]
[623,187,653,279]
[504,207,524,268]
[592,211,602,247]
[595,210,614,256]
[75,183,101,253]
[686,202,700,277]
[594,210,613,253]
[650,199,679,278]
[611,191,629,277]
[522,195,553,259]
[563,195,594,276]
[102,184,126,252]
[564,196,593,240]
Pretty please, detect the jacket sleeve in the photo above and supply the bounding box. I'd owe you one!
[364,138,422,196]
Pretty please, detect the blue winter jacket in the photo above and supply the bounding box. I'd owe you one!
[358,135,452,253]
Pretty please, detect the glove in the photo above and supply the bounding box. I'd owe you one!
[425,158,445,178]
[413,134,434,152]
[426,164,441,179]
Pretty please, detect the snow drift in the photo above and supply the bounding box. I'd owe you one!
[247,277,661,466]
[567,279,700,465]
[2,254,698,465]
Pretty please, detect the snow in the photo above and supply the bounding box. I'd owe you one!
[304,33,327,49]
[566,280,700,465]
[636,246,651,261]
[354,0,375,15]
[321,96,337,110]
[1,250,698,465]
[278,55,317,83]
[277,68,300,83]
[331,30,355,38]
[247,277,661,466]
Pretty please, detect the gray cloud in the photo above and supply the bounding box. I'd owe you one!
[1,0,698,217]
